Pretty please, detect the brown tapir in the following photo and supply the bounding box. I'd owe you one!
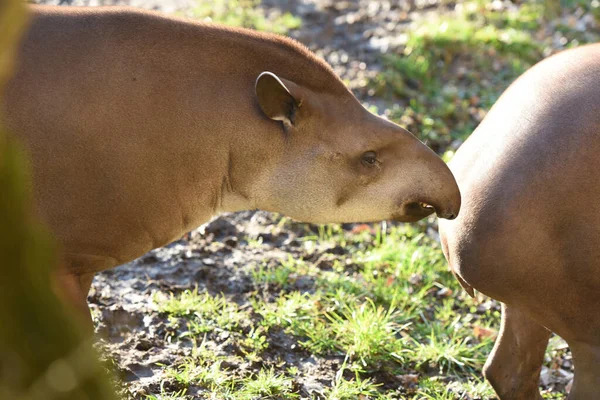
[439,44,600,399]
[2,6,460,327]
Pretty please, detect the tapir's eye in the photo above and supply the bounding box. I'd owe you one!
[361,151,378,167]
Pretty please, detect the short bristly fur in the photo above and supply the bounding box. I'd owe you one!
[3,6,460,327]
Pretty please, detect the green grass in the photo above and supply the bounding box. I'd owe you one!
[189,0,301,34]
[238,368,298,399]
[251,257,297,289]
[145,389,189,400]
[154,289,250,336]
[325,299,405,367]
[165,358,231,390]
[160,345,298,399]
[326,363,381,400]
[152,224,500,398]
[370,0,600,157]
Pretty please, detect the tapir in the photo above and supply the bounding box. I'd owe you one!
[439,44,600,399]
[2,6,460,327]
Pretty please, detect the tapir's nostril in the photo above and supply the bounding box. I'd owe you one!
[403,201,435,219]
[437,211,457,220]
[402,201,459,221]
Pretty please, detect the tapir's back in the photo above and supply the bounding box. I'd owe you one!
[439,44,600,343]
[449,44,600,217]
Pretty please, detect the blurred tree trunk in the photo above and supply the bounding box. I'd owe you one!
[0,1,118,399]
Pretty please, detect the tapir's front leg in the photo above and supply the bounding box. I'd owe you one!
[484,304,551,400]
[53,272,96,332]
[53,252,118,332]
[53,253,98,334]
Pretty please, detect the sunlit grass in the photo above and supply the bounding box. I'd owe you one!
[145,388,189,400]
[154,289,249,334]
[165,358,233,390]
[411,328,488,373]
[370,0,599,155]
[238,368,298,399]
[153,224,499,398]
[189,0,301,34]
[163,358,298,399]
[326,299,406,366]
[325,368,381,400]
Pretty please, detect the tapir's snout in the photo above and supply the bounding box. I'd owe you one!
[427,178,461,220]
[439,209,458,220]
[399,194,460,222]
[433,198,460,220]
[401,139,461,222]
[427,157,461,221]
[426,202,458,220]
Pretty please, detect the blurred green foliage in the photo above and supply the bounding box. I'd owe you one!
[0,1,117,398]
[370,0,600,157]
[189,0,301,34]
[0,0,29,85]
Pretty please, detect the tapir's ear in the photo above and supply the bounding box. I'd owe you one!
[255,71,301,128]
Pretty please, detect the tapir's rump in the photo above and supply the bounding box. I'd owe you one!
[439,44,600,399]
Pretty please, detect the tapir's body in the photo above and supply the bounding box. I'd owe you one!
[3,6,460,324]
[439,44,600,399]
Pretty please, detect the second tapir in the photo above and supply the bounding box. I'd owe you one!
[3,6,460,325]
[440,44,600,399]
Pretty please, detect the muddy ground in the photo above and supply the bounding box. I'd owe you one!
[90,210,348,398]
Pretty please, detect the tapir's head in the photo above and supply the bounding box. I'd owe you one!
[253,71,460,224]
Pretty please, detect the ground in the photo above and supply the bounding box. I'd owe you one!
[31,0,600,399]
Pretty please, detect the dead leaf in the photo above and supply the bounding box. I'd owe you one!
[473,326,497,340]
[351,224,373,234]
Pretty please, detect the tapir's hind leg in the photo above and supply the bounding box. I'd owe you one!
[568,342,600,399]
[484,304,551,400]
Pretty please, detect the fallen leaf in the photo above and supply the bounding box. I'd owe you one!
[473,326,497,340]
[351,224,373,234]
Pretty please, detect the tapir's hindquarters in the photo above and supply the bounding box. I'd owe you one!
[439,44,600,399]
